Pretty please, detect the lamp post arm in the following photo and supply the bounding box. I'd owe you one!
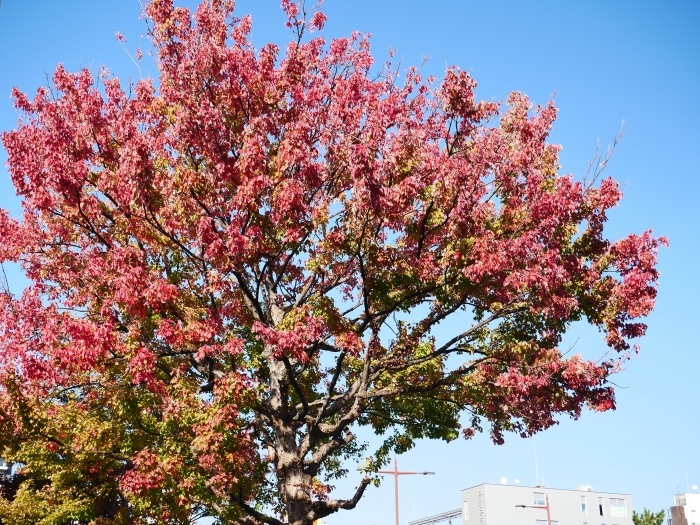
[515,495,552,525]
[376,458,435,525]
[378,471,435,476]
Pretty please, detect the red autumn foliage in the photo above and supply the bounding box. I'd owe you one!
[0,1,665,524]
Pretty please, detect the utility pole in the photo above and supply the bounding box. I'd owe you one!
[516,493,552,525]
[378,458,435,525]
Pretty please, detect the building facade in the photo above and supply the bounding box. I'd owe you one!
[668,492,700,525]
[460,483,633,525]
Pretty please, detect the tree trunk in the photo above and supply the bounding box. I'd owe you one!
[267,351,315,525]
[282,465,314,525]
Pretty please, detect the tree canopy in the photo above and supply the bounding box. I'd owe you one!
[0,1,665,524]
[633,508,665,525]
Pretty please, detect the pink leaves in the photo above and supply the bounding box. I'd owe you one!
[253,314,326,363]
[9,87,31,112]
[463,346,616,444]
[144,278,180,307]
[129,347,160,390]
[231,14,252,44]
[0,0,663,389]
[281,0,300,28]
[310,11,327,31]
[0,286,114,389]
[593,230,668,351]
[120,449,165,494]
[440,68,479,119]
[0,210,22,262]
[281,0,299,19]
[610,230,667,275]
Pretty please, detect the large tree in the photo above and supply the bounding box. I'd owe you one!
[0,1,665,524]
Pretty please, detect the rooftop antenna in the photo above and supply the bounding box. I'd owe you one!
[686,467,691,493]
[533,437,540,486]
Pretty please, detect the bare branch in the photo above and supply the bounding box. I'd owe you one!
[584,122,625,190]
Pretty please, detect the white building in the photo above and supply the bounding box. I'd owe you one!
[0,458,11,476]
[668,492,700,525]
[459,483,633,525]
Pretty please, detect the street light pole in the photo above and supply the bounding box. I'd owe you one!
[378,458,435,525]
[516,493,552,525]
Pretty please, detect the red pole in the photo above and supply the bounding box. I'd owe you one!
[394,458,400,525]
[518,494,553,524]
[377,458,434,525]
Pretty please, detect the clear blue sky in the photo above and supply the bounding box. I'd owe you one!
[0,1,698,524]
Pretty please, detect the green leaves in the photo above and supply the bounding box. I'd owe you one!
[633,508,665,525]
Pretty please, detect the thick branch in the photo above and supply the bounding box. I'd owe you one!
[283,356,309,422]
[428,306,527,358]
[366,358,484,399]
[226,492,285,525]
[311,477,372,519]
[312,350,346,426]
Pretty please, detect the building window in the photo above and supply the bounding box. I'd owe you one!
[610,498,627,518]
[463,501,469,522]
[581,495,587,515]
[533,492,546,506]
[599,497,605,516]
